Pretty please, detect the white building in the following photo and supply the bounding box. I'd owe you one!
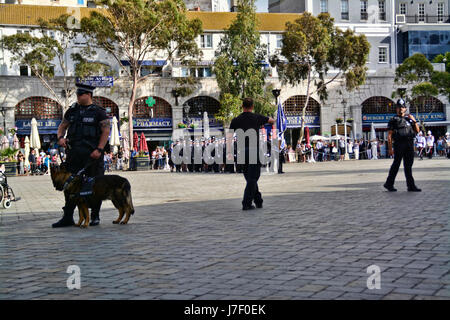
[0,3,448,151]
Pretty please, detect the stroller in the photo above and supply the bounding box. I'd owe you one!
[0,172,20,209]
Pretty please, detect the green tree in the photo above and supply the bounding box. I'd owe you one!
[432,52,450,73]
[215,93,242,127]
[0,14,109,111]
[431,71,450,103]
[213,0,275,125]
[81,0,202,149]
[271,12,370,142]
[393,53,440,129]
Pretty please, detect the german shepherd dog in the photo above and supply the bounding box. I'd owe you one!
[50,163,135,228]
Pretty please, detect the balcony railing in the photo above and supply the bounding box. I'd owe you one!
[405,15,450,23]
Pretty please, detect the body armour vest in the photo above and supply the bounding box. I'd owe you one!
[66,103,102,150]
[392,115,416,142]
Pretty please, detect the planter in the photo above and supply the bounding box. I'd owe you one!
[2,162,17,177]
[135,157,150,171]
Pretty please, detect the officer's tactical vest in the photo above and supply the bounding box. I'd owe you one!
[392,115,415,142]
[67,103,102,150]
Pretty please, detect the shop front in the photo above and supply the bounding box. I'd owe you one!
[282,95,321,147]
[15,96,63,151]
[183,96,223,139]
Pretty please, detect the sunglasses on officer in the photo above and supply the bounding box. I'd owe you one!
[76,89,90,96]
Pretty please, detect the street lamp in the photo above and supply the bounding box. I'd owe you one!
[171,89,180,106]
[272,89,281,105]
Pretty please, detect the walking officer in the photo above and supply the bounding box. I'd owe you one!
[52,83,111,227]
[384,98,421,192]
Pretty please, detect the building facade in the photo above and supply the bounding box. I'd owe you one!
[0,3,449,152]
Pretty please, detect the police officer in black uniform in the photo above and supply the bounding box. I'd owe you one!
[384,99,421,192]
[52,83,111,227]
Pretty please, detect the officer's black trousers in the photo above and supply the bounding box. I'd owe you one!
[385,142,416,188]
[242,164,262,207]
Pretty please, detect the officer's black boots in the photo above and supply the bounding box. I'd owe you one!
[383,183,397,192]
[52,206,75,228]
[89,211,100,226]
[408,186,422,192]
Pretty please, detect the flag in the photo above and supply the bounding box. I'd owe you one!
[276,98,287,149]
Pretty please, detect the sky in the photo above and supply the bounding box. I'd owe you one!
[255,0,268,12]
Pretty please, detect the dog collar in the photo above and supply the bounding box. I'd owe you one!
[63,175,76,191]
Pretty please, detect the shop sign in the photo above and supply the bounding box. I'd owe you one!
[133,118,172,128]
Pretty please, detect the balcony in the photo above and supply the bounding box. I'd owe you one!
[405,15,450,24]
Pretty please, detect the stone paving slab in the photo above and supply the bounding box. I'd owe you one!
[0,159,449,300]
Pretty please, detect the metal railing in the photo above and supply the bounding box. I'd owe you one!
[405,15,450,23]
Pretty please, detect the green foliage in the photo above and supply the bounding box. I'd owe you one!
[432,52,450,72]
[0,147,19,162]
[271,12,369,141]
[431,71,450,102]
[214,0,272,120]
[395,53,434,85]
[215,93,242,127]
[173,76,200,97]
[411,82,439,99]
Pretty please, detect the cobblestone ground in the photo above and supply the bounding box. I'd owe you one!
[0,158,449,300]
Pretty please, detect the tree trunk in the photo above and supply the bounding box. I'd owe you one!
[128,75,138,151]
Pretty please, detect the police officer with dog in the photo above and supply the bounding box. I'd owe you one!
[52,83,111,228]
[384,98,421,192]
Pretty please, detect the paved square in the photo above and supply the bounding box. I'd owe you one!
[0,159,449,300]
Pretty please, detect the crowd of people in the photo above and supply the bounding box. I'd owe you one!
[15,148,63,176]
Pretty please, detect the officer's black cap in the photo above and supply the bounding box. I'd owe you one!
[396,98,406,108]
[76,83,95,95]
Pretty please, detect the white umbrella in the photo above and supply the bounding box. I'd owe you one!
[1,135,9,150]
[330,135,349,140]
[310,135,330,141]
[121,132,129,160]
[370,122,378,159]
[24,136,30,167]
[30,118,41,152]
[109,116,120,154]
[203,111,210,139]
[13,133,20,149]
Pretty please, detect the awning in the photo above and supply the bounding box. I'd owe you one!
[120,60,167,67]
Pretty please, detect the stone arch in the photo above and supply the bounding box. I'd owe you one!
[410,96,444,113]
[15,96,63,120]
[93,96,119,118]
[133,96,172,118]
[282,95,321,116]
[183,96,220,118]
[361,96,395,114]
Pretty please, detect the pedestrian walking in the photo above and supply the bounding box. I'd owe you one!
[229,98,275,210]
[384,99,421,192]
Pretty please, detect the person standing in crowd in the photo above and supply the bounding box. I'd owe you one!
[229,98,275,210]
[415,131,426,160]
[436,136,445,157]
[384,99,421,192]
[354,140,360,160]
[316,139,324,162]
[445,132,450,159]
[338,137,345,161]
[347,140,353,159]
[371,138,378,160]
[28,149,36,175]
[17,151,25,175]
[53,83,109,227]
[426,131,435,159]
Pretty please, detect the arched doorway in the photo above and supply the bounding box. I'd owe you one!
[183,96,222,131]
[133,96,173,152]
[410,96,447,137]
[15,96,63,151]
[361,96,395,142]
[93,96,119,119]
[282,95,321,147]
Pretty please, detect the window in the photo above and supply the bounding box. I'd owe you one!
[78,0,84,4]
[438,3,444,22]
[378,0,386,21]
[185,96,220,118]
[283,96,321,116]
[341,0,349,20]
[181,68,189,77]
[361,1,368,20]
[320,0,328,13]
[200,34,213,49]
[15,97,62,120]
[400,3,407,15]
[361,97,395,114]
[16,30,22,34]
[20,65,29,76]
[276,35,283,49]
[378,47,387,63]
[180,67,212,78]
[140,66,162,77]
[418,3,425,22]
[133,96,172,118]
